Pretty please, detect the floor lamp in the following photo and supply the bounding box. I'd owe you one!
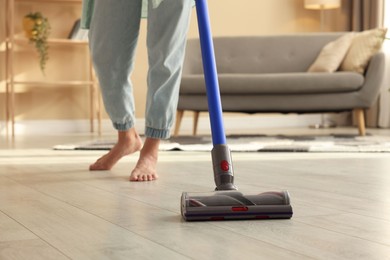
[305,0,341,128]
[305,0,341,31]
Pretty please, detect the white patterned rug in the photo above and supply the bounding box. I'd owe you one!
[53,134,390,153]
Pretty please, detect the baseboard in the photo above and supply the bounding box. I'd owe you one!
[177,113,350,135]
[0,119,117,136]
[0,113,350,136]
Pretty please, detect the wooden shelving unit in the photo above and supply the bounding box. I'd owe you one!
[4,0,101,137]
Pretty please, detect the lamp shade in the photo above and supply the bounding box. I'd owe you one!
[304,0,341,10]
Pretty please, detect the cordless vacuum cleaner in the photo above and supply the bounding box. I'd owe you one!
[181,0,293,221]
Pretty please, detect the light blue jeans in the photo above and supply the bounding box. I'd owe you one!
[89,0,192,139]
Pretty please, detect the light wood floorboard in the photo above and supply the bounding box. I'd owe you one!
[1,128,390,259]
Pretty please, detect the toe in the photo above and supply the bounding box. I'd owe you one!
[90,162,109,171]
[89,163,99,171]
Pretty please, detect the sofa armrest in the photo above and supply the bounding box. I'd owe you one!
[357,51,385,107]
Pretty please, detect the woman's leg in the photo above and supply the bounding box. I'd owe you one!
[130,0,193,181]
[88,0,143,170]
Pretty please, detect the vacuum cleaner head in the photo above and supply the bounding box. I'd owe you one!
[181,190,293,221]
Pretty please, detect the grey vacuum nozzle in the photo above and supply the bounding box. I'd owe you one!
[211,144,237,191]
[181,190,293,221]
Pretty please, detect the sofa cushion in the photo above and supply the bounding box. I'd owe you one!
[340,28,387,74]
[307,33,355,73]
[180,72,364,95]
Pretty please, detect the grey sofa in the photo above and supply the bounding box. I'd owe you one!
[174,33,385,136]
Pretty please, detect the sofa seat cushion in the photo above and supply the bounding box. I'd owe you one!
[180,72,364,95]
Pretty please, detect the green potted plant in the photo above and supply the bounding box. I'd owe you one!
[22,12,51,74]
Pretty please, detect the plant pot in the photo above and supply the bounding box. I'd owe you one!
[22,16,35,39]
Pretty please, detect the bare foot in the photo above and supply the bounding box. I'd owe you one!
[130,138,160,181]
[89,129,143,171]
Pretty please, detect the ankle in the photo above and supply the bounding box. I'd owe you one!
[118,129,139,142]
[140,138,160,158]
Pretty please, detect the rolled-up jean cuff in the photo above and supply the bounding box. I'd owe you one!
[145,127,170,139]
[113,121,134,131]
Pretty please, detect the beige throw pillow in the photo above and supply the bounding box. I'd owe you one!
[340,28,387,74]
[308,33,355,73]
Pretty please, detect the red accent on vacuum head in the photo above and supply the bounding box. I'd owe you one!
[220,160,230,171]
[232,206,249,212]
[256,215,270,219]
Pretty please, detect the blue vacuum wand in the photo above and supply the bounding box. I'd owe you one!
[195,0,235,191]
[181,0,293,221]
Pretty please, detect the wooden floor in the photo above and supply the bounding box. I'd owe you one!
[1,128,390,259]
